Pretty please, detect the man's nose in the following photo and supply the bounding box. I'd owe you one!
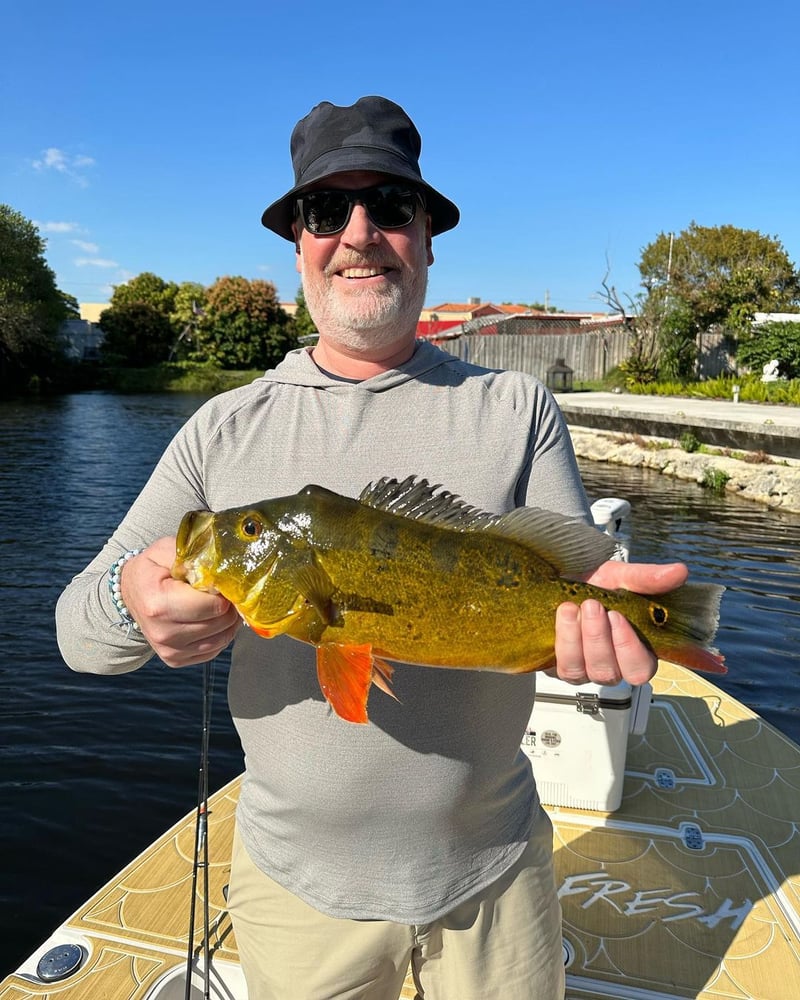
[340,202,380,246]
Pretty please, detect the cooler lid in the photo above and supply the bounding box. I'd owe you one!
[534,672,633,702]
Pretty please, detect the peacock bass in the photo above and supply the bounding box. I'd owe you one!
[172,476,725,723]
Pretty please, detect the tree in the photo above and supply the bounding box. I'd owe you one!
[657,298,698,381]
[110,271,179,316]
[638,223,800,333]
[0,204,72,389]
[597,267,660,386]
[292,286,318,343]
[100,271,180,366]
[602,224,800,386]
[60,290,80,319]
[192,276,297,369]
[503,301,564,313]
[168,282,208,360]
[99,302,175,366]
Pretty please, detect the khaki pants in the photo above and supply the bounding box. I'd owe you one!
[227,807,565,1000]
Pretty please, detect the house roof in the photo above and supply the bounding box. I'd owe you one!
[427,302,500,313]
[495,303,531,314]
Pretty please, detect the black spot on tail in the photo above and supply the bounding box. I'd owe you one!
[650,603,669,627]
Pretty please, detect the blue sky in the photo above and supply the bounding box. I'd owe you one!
[4,1,799,314]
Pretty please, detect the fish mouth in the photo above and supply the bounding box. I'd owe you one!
[172,510,216,588]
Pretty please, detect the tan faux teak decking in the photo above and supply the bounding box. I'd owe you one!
[3,661,799,999]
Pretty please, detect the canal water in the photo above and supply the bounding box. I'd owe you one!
[1,391,799,976]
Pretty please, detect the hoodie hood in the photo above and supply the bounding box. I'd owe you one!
[257,340,461,393]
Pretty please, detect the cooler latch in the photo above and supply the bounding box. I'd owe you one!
[575,693,600,715]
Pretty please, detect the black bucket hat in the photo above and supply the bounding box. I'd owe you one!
[261,96,460,241]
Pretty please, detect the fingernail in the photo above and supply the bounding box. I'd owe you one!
[558,602,579,623]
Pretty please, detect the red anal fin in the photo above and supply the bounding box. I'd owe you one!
[371,657,400,703]
[664,644,727,674]
[316,643,375,724]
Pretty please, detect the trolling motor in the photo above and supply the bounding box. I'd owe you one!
[590,497,632,563]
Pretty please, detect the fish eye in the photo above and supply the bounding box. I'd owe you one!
[240,515,263,540]
[649,603,668,627]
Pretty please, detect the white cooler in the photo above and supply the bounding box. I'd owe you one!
[522,672,652,812]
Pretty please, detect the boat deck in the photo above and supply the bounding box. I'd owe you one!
[3,661,799,999]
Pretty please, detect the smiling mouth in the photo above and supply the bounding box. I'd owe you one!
[339,266,392,279]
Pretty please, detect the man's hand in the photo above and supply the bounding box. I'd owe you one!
[554,561,689,687]
[120,537,241,667]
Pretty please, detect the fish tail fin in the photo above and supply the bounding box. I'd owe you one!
[648,582,727,674]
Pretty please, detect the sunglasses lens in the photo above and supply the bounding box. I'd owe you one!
[364,186,417,229]
[299,185,419,234]
[301,191,351,234]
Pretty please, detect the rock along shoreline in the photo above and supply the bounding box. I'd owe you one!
[569,427,800,515]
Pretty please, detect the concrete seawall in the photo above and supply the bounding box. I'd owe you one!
[555,392,800,514]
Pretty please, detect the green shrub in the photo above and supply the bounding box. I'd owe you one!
[702,467,730,491]
[737,320,800,379]
[620,375,800,406]
[618,355,658,388]
[679,431,701,453]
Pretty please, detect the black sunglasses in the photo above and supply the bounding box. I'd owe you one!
[295,183,424,236]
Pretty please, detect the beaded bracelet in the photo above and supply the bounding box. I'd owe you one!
[108,549,143,638]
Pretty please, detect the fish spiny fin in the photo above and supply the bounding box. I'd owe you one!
[488,507,616,577]
[358,476,499,531]
[316,643,375,724]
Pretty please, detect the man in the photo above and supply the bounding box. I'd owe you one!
[57,96,685,999]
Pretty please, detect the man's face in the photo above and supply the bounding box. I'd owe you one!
[293,171,433,357]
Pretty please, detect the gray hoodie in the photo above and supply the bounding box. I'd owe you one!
[56,341,591,923]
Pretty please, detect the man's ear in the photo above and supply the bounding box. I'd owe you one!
[426,216,434,266]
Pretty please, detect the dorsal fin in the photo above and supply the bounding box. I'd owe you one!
[358,476,615,577]
[359,476,500,531]
[489,506,615,577]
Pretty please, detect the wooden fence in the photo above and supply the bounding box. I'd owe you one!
[696,329,737,378]
[434,328,631,384]
[433,327,738,383]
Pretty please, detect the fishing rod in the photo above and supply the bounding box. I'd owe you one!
[185,658,214,1000]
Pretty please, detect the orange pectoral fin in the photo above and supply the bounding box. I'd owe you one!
[241,609,294,639]
[316,643,376,724]
[249,624,277,638]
